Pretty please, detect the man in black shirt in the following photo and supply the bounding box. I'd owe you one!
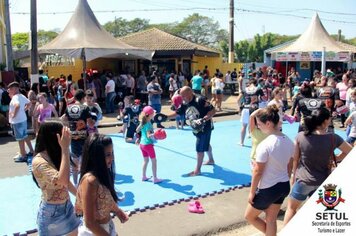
[180,86,216,176]
[62,89,91,185]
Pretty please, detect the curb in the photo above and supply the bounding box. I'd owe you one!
[0,110,238,136]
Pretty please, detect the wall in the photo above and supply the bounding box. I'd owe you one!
[41,55,244,81]
[43,58,122,81]
[192,55,244,75]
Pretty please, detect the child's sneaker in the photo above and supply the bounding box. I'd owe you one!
[14,156,28,163]
[27,152,34,157]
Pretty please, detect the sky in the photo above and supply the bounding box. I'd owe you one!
[8,0,356,42]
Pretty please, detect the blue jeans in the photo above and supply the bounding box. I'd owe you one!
[105,92,116,113]
[149,103,162,113]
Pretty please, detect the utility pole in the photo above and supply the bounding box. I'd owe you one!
[4,0,13,71]
[228,0,234,63]
[30,0,39,84]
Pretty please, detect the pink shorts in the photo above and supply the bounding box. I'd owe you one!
[139,144,156,158]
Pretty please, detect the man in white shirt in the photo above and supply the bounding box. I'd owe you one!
[105,74,116,114]
[8,82,34,162]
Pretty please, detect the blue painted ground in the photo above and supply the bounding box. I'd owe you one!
[0,120,346,235]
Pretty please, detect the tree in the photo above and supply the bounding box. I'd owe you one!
[103,17,150,37]
[219,40,229,61]
[37,30,58,47]
[173,13,228,47]
[12,32,29,51]
[254,34,263,61]
[149,22,178,34]
[235,40,250,62]
[12,30,58,51]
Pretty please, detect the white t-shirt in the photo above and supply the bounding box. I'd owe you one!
[255,134,294,189]
[348,111,356,138]
[105,80,115,93]
[9,93,30,124]
[215,79,224,90]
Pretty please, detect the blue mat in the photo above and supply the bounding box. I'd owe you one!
[0,120,346,235]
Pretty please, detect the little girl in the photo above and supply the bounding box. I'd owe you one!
[136,106,163,184]
[35,93,58,131]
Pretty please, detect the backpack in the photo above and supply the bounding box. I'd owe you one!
[1,90,11,106]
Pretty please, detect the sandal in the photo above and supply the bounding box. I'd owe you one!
[188,201,205,214]
[142,176,152,181]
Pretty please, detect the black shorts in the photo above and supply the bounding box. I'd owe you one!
[195,129,212,152]
[252,181,290,210]
[193,89,201,95]
[125,123,137,139]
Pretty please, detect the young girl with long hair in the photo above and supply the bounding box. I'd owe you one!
[244,105,294,236]
[283,107,352,225]
[136,106,163,183]
[34,93,58,131]
[76,134,129,235]
[32,120,80,236]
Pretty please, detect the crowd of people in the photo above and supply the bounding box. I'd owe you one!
[1,64,356,235]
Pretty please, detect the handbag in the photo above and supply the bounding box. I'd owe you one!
[328,134,338,174]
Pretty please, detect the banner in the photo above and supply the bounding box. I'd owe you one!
[274,51,350,62]
[280,148,356,236]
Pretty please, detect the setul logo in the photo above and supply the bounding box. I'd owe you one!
[316,184,345,211]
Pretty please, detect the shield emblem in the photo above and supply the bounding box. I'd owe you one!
[324,190,337,205]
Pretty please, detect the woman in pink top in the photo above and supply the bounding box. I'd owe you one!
[336,74,350,127]
[35,93,58,125]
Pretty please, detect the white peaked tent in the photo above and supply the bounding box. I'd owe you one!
[39,0,153,61]
[266,13,354,74]
[272,13,347,53]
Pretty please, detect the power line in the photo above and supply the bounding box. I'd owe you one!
[236,8,356,24]
[11,7,356,24]
[11,7,228,15]
[288,8,356,16]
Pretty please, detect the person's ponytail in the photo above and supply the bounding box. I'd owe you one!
[303,107,330,135]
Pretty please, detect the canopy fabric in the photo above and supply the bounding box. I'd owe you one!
[39,0,153,61]
[270,13,349,53]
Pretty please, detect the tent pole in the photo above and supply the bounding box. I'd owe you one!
[321,47,326,76]
[82,51,87,91]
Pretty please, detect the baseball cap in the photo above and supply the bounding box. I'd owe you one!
[142,106,155,116]
[8,82,20,88]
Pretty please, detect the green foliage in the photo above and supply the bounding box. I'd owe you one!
[149,22,178,34]
[12,32,29,51]
[12,30,58,51]
[346,37,356,46]
[37,30,58,47]
[103,17,150,37]
[173,13,228,47]
[330,34,356,46]
[234,33,299,62]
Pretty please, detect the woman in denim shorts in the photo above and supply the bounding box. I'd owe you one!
[32,121,80,235]
[283,107,352,225]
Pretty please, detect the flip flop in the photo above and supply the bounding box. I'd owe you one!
[153,178,163,184]
[142,176,152,182]
[188,201,204,214]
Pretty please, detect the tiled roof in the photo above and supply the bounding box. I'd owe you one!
[118,28,219,54]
